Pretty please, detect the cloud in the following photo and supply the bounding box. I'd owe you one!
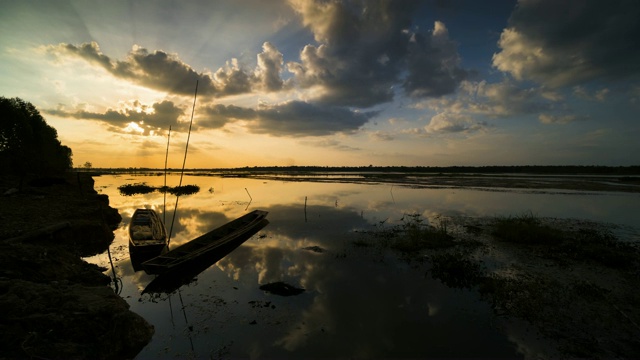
[369,131,395,141]
[286,0,467,107]
[573,86,610,102]
[198,103,257,129]
[426,80,555,118]
[404,21,468,98]
[421,79,593,131]
[538,113,585,125]
[425,112,486,134]
[45,2,470,110]
[46,41,285,98]
[255,42,286,92]
[199,100,377,136]
[44,100,185,135]
[493,0,640,87]
[301,138,361,152]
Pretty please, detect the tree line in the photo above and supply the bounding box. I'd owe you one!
[0,97,73,179]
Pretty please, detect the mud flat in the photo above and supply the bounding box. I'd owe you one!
[0,173,153,359]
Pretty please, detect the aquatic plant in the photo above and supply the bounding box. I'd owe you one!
[491,213,639,269]
[161,184,200,196]
[118,183,200,196]
[491,212,564,245]
[428,252,485,288]
[117,183,155,196]
[546,228,638,269]
[390,213,454,252]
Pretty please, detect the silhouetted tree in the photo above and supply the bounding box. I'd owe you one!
[0,97,73,178]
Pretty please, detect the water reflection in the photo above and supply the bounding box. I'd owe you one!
[87,174,640,358]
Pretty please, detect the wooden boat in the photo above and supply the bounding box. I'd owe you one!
[142,209,268,275]
[128,209,167,254]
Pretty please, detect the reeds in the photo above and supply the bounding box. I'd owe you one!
[491,212,638,269]
[118,183,200,196]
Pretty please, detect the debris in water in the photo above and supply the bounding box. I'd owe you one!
[259,282,305,296]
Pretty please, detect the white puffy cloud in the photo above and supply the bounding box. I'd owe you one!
[255,42,286,92]
[425,112,486,134]
[46,41,285,98]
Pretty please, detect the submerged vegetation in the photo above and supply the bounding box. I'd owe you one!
[349,211,640,358]
[118,183,200,196]
[492,212,638,269]
[354,213,457,252]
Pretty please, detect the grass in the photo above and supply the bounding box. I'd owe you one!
[389,213,455,252]
[492,212,639,269]
[348,210,640,358]
[117,183,155,196]
[158,184,200,196]
[428,251,485,288]
[491,212,564,245]
[118,183,200,196]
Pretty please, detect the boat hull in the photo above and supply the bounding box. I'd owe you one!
[128,209,167,256]
[142,210,268,275]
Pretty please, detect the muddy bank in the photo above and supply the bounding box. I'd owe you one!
[0,173,153,359]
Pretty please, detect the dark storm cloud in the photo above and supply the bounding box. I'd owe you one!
[493,0,640,87]
[286,0,468,107]
[253,101,376,136]
[44,100,185,135]
[47,41,285,97]
[200,101,377,136]
[404,21,468,97]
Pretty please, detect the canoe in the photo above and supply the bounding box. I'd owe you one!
[142,209,268,275]
[128,209,167,254]
[142,217,268,293]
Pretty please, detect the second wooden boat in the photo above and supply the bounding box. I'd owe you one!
[129,209,167,254]
[142,209,268,275]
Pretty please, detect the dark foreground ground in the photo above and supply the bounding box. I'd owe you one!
[0,173,153,359]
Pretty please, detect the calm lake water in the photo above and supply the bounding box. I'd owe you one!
[87,173,640,359]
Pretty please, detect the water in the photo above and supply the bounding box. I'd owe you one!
[87,174,640,359]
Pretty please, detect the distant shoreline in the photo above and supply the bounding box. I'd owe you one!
[86,166,640,193]
[79,165,640,175]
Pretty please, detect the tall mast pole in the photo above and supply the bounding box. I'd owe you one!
[168,80,198,246]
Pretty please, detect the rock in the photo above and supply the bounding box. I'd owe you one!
[259,282,305,296]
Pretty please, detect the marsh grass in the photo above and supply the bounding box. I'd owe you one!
[547,228,638,269]
[492,212,639,269]
[492,212,564,245]
[158,184,200,196]
[478,275,568,322]
[390,213,455,252]
[429,252,485,288]
[118,183,200,196]
[118,183,155,196]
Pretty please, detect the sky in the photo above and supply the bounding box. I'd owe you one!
[1,0,639,168]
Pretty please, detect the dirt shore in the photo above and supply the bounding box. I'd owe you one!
[0,173,153,359]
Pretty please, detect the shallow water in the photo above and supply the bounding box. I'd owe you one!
[87,174,640,358]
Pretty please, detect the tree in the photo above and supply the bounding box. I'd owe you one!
[0,97,73,177]
[83,162,93,170]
